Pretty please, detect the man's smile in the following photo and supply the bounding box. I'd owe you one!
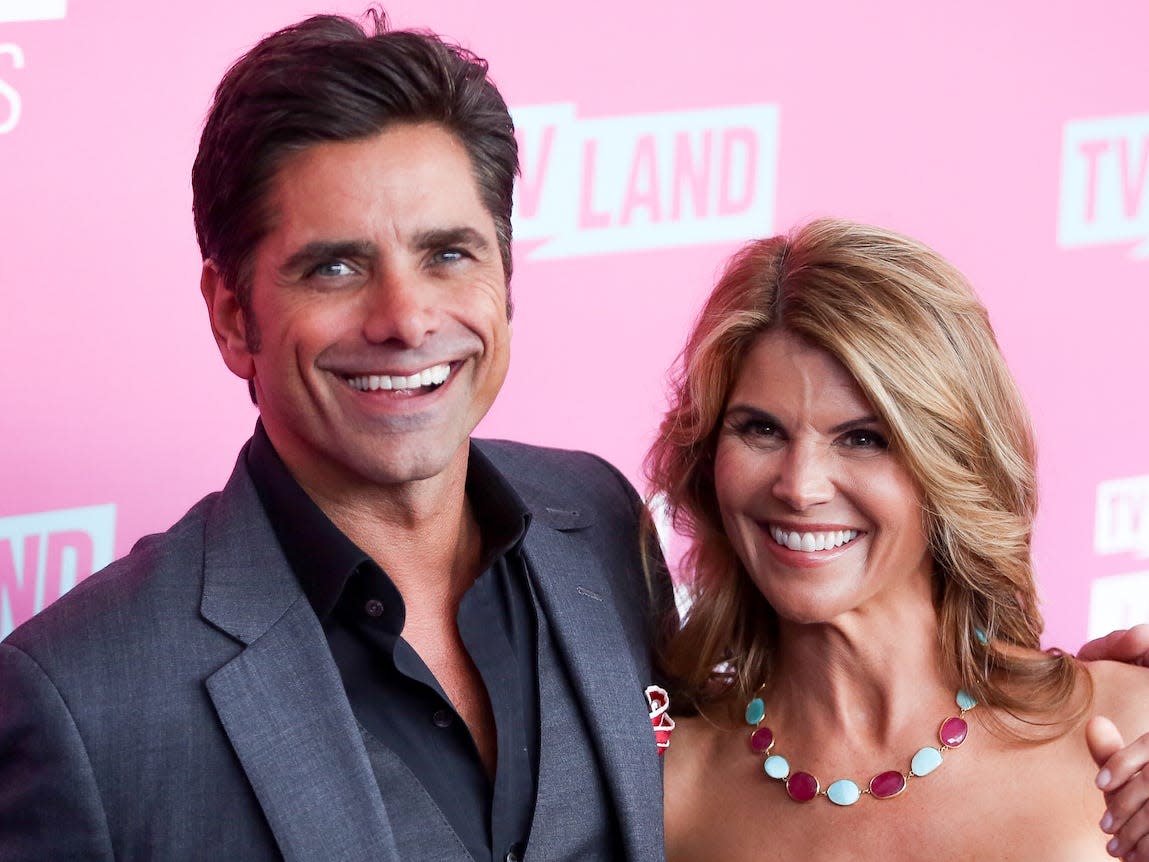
[342,361,454,394]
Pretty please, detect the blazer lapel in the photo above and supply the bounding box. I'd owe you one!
[523,513,663,862]
[199,456,399,862]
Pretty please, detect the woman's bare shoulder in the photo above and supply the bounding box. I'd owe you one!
[663,711,736,806]
[663,712,749,861]
[663,716,712,842]
[664,715,719,776]
[1086,658,1149,740]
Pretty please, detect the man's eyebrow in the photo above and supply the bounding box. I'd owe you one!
[281,240,377,273]
[410,227,491,252]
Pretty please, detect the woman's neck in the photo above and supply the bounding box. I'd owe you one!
[759,595,959,751]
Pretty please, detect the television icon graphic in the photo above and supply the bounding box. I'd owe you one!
[0,0,67,24]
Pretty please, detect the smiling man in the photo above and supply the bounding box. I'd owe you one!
[0,12,667,862]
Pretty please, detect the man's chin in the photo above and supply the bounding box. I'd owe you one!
[341,439,470,490]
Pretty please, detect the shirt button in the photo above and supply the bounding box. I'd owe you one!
[505,843,525,862]
[432,709,453,728]
[364,598,384,618]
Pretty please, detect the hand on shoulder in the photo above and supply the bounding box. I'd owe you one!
[1086,659,1149,862]
[1078,624,1149,666]
[1088,658,1149,740]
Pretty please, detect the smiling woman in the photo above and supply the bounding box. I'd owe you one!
[647,219,1149,860]
[714,329,934,629]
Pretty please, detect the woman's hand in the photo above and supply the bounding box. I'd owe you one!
[1088,716,1149,860]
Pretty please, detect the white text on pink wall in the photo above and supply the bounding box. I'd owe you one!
[0,504,114,637]
[1095,475,1149,558]
[0,43,21,134]
[1059,113,1149,258]
[511,104,779,259]
[0,0,69,134]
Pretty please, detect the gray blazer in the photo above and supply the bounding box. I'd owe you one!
[0,439,667,861]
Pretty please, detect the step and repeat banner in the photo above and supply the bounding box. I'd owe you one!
[2,0,1146,647]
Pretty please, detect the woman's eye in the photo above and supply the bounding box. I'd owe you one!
[729,416,782,444]
[841,429,889,450]
[746,421,777,437]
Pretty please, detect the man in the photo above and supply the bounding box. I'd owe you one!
[0,12,668,861]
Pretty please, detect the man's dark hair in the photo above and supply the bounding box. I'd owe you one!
[192,9,519,329]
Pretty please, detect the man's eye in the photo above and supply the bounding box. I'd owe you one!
[433,248,467,264]
[310,261,355,278]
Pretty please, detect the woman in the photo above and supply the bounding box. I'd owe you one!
[647,219,1149,860]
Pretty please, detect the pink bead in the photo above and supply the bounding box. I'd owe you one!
[939,716,968,748]
[869,770,907,799]
[786,771,819,802]
[749,727,774,754]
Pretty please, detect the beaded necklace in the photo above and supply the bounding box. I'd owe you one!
[745,689,977,806]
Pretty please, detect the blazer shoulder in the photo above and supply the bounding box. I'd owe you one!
[473,438,642,518]
[3,489,221,657]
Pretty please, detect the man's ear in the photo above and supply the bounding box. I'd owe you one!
[201,261,255,381]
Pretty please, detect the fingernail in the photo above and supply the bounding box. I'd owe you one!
[1107,837,1119,855]
[1101,811,1114,832]
[1098,768,1112,789]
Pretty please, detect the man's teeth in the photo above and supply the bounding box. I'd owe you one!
[769,526,859,552]
[345,363,451,392]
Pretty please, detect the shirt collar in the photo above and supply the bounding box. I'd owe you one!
[246,421,367,620]
[246,422,532,622]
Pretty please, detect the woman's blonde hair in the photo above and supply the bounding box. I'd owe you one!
[647,218,1083,732]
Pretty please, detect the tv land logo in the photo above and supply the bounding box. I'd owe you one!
[0,0,68,135]
[1059,113,1149,259]
[0,503,114,637]
[511,103,779,259]
[1089,475,1149,638]
[1094,474,1149,558]
[1088,571,1149,640]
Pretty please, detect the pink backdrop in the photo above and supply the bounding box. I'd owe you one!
[3,0,1148,647]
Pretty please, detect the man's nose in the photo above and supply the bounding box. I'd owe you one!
[360,267,439,347]
[771,441,834,511]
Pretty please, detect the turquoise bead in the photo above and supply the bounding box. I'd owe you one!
[764,755,790,779]
[826,779,860,806]
[956,690,977,711]
[745,697,766,725]
[910,746,943,776]
[974,627,988,645]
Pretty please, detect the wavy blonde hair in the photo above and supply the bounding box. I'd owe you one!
[647,219,1084,734]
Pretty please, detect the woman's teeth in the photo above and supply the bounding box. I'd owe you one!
[769,527,859,552]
